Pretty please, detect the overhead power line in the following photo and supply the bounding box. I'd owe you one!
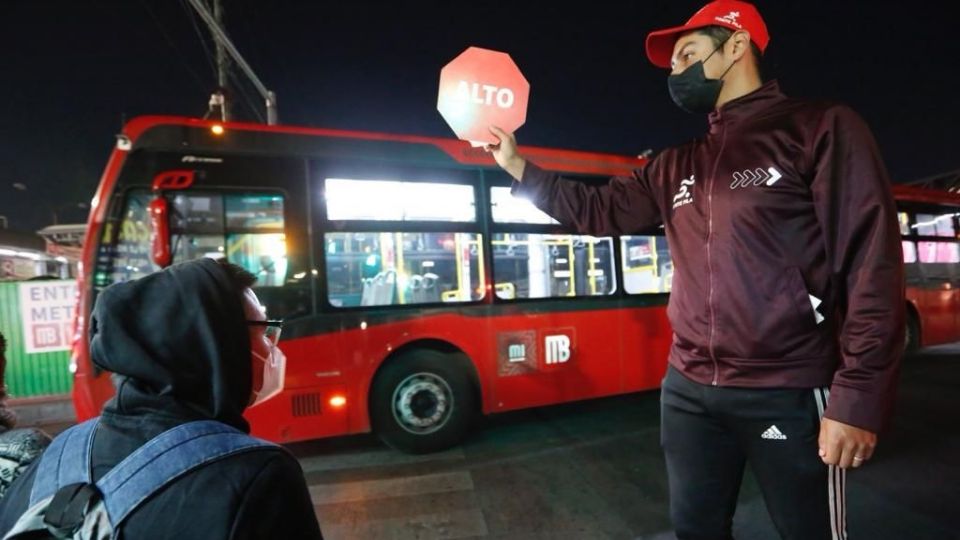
[136,0,208,93]
[185,0,278,124]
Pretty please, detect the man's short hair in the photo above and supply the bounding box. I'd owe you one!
[697,26,764,76]
[0,331,6,355]
[214,258,257,292]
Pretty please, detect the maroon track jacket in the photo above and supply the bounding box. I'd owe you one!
[513,80,905,432]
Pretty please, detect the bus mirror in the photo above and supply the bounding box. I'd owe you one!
[148,196,172,268]
[146,170,194,268]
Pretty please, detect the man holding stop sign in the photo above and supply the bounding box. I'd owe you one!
[482,1,903,539]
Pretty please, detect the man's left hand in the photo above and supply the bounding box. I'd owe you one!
[818,417,876,469]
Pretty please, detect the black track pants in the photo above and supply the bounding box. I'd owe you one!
[660,366,846,540]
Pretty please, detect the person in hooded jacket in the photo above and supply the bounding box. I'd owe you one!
[0,258,323,539]
[0,332,52,500]
[485,1,903,539]
[0,332,15,431]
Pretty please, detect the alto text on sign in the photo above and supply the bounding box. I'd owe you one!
[456,82,515,108]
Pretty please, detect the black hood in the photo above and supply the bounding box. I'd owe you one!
[90,258,252,431]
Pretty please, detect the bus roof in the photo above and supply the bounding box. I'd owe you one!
[121,116,647,177]
[892,184,960,207]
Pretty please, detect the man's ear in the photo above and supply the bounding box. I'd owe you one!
[729,30,751,61]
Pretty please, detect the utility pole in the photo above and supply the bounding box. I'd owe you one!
[188,0,277,124]
[213,0,230,121]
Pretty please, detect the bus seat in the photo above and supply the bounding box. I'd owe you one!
[421,273,440,303]
[408,274,424,303]
[375,270,397,305]
[360,276,375,306]
[495,282,516,300]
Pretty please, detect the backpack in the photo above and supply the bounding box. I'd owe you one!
[3,418,277,540]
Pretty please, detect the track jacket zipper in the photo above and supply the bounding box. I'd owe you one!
[707,116,728,385]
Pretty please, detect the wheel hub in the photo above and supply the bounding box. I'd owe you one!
[393,373,452,434]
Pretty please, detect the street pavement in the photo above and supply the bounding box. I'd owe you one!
[11,345,960,539]
[287,344,960,539]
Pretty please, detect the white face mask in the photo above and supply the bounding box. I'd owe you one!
[250,342,286,407]
[242,287,286,407]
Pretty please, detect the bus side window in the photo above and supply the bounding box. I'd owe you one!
[488,186,617,300]
[223,194,287,287]
[325,232,484,308]
[916,240,960,282]
[912,212,959,283]
[323,177,482,308]
[168,193,288,287]
[621,235,673,294]
[492,233,616,300]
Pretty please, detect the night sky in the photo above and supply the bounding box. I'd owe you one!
[1,1,957,232]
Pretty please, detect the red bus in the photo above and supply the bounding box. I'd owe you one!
[892,184,960,351]
[71,116,674,453]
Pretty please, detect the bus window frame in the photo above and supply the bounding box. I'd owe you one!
[313,161,488,312]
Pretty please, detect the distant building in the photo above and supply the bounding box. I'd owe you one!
[37,224,85,277]
[0,225,84,280]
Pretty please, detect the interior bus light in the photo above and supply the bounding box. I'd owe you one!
[329,395,347,408]
[210,124,225,136]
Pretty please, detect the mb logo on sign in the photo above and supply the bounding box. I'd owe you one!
[437,46,530,146]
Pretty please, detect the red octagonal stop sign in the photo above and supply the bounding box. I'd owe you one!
[437,46,530,145]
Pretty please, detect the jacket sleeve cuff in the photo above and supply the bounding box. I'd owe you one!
[510,161,549,197]
[823,383,891,433]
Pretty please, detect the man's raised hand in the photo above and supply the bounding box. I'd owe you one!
[485,126,526,181]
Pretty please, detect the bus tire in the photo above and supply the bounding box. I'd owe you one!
[904,309,920,353]
[369,349,476,454]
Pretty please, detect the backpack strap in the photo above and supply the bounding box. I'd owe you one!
[27,418,99,507]
[94,420,278,527]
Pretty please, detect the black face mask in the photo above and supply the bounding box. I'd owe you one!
[667,40,736,114]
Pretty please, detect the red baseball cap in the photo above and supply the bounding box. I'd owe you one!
[645,0,770,69]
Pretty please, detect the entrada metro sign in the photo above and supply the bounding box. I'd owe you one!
[437,46,530,145]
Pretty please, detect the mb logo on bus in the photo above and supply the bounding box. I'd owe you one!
[544,335,571,365]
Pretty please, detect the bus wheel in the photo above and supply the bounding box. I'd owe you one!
[370,350,476,454]
[904,310,920,353]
